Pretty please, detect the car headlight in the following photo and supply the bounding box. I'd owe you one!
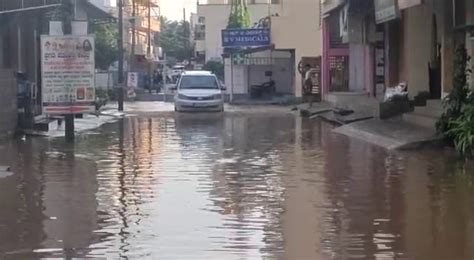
[212,94,222,100]
[178,94,190,100]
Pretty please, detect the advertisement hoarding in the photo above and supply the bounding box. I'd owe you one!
[41,35,95,115]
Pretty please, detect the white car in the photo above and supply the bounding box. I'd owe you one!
[171,65,184,79]
[173,71,225,112]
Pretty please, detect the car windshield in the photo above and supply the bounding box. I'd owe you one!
[179,75,219,89]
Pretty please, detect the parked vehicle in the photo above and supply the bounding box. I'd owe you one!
[173,71,226,112]
[170,65,185,83]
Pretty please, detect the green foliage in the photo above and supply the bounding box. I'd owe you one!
[156,17,193,62]
[202,61,224,80]
[437,45,474,158]
[95,88,109,110]
[446,104,474,158]
[227,0,252,29]
[90,23,119,70]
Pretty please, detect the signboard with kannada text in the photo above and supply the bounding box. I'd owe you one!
[41,35,96,115]
[222,28,271,48]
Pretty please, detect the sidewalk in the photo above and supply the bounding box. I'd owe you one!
[333,118,440,150]
[23,109,124,138]
[298,101,440,150]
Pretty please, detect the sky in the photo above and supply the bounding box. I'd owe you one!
[161,0,197,21]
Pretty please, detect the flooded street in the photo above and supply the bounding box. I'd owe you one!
[1,106,474,259]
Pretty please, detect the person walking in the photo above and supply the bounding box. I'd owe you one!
[303,64,314,107]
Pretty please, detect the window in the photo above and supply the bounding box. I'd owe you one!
[179,76,219,89]
[198,16,205,24]
[195,32,205,40]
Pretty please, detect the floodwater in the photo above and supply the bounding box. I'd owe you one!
[1,108,474,259]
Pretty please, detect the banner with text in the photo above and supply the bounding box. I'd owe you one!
[41,35,96,115]
[222,28,271,48]
[374,0,398,24]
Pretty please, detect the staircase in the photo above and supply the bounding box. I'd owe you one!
[403,100,443,129]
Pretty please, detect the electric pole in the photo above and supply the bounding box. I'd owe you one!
[118,0,125,111]
[183,7,189,64]
[148,0,153,93]
[131,0,136,70]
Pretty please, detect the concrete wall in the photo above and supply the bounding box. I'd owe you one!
[224,59,248,95]
[271,0,323,97]
[399,0,448,98]
[197,3,282,61]
[0,70,17,139]
[400,5,433,98]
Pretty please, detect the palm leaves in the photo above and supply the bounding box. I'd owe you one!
[227,0,251,29]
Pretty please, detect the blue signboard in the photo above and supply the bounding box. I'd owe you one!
[222,28,271,48]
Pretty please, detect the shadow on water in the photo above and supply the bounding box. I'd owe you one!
[0,113,473,259]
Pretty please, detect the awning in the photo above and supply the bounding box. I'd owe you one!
[0,0,61,15]
[81,0,115,21]
[222,44,275,57]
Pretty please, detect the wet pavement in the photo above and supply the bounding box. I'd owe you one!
[0,103,474,259]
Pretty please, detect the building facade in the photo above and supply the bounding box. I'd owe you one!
[196,0,323,99]
[124,0,161,75]
[0,0,110,138]
[321,0,473,102]
[196,0,282,63]
[270,0,324,97]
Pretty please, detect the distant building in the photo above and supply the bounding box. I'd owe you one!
[196,0,281,63]
[195,0,323,99]
[124,0,161,69]
[321,0,474,98]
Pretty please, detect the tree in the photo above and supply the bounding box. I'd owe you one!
[227,0,251,29]
[155,17,193,62]
[90,23,119,70]
[203,61,224,80]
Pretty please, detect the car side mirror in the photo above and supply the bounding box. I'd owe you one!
[221,85,227,91]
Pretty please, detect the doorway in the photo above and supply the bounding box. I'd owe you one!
[429,14,442,99]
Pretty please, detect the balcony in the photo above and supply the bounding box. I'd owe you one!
[134,0,160,7]
[134,17,161,32]
[135,43,154,57]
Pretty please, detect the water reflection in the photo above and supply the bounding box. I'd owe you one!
[0,112,473,259]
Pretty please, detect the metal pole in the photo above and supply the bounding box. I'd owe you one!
[230,53,234,103]
[131,0,136,70]
[148,0,153,93]
[118,0,124,111]
[65,115,75,142]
